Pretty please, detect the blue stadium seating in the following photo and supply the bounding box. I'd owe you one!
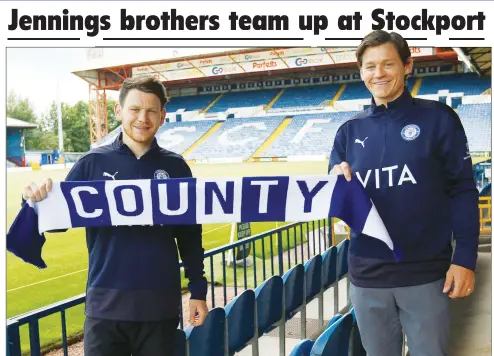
[456,103,492,152]
[156,120,217,154]
[336,239,349,280]
[165,94,217,112]
[289,339,315,356]
[185,307,225,356]
[271,84,341,108]
[325,314,342,330]
[187,116,285,160]
[407,77,417,93]
[282,264,305,320]
[418,73,491,95]
[321,246,337,289]
[338,82,369,101]
[310,313,353,356]
[261,112,358,158]
[304,255,322,303]
[178,246,348,355]
[208,89,280,113]
[224,289,256,355]
[254,275,283,336]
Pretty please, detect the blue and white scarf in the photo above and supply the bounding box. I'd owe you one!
[7,175,396,268]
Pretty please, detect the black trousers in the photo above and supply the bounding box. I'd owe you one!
[84,316,180,356]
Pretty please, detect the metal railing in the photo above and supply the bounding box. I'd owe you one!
[6,219,336,356]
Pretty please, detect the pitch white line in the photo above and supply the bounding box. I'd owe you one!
[8,225,232,292]
[7,268,88,292]
[203,224,231,235]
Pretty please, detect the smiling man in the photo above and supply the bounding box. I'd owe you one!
[21,76,208,356]
[329,31,479,356]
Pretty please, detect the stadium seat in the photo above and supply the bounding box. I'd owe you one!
[321,246,337,290]
[271,84,340,109]
[417,73,491,96]
[282,264,305,320]
[325,313,342,329]
[304,254,322,303]
[254,275,283,336]
[338,82,370,101]
[187,116,285,160]
[156,120,217,154]
[336,239,349,280]
[224,289,256,355]
[456,103,491,152]
[310,313,353,356]
[289,339,316,356]
[173,329,186,356]
[185,307,226,356]
[208,89,280,113]
[166,93,218,113]
[260,112,357,158]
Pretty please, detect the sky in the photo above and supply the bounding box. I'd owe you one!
[6,47,238,118]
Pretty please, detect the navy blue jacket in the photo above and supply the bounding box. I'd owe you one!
[63,134,207,321]
[329,89,479,288]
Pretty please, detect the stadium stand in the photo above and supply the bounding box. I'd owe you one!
[156,120,217,154]
[165,93,218,113]
[418,73,491,95]
[92,74,490,161]
[186,116,285,160]
[168,239,354,356]
[271,84,340,108]
[337,82,369,101]
[206,89,280,113]
[260,112,360,158]
[456,103,492,152]
[167,74,490,161]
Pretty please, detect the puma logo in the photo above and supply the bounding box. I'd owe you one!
[354,137,368,148]
[103,172,118,180]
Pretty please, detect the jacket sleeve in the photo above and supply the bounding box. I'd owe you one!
[64,157,88,182]
[328,123,347,173]
[437,108,479,271]
[20,157,89,233]
[174,159,207,300]
[21,155,88,204]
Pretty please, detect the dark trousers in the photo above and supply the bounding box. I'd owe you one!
[84,316,180,356]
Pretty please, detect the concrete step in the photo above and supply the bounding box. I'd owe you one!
[479,236,491,245]
[478,243,491,253]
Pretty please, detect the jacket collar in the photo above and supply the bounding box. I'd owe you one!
[370,87,413,113]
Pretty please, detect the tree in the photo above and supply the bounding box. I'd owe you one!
[7,91,37,123]
[53,101,91,152]
[6,91,57,150]
[106,98,120,133]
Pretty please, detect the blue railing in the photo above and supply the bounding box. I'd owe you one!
[6,219,341,356]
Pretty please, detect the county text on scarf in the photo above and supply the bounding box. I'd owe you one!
[7,175,395,268]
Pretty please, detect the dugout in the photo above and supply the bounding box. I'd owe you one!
[7,117,37,167]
